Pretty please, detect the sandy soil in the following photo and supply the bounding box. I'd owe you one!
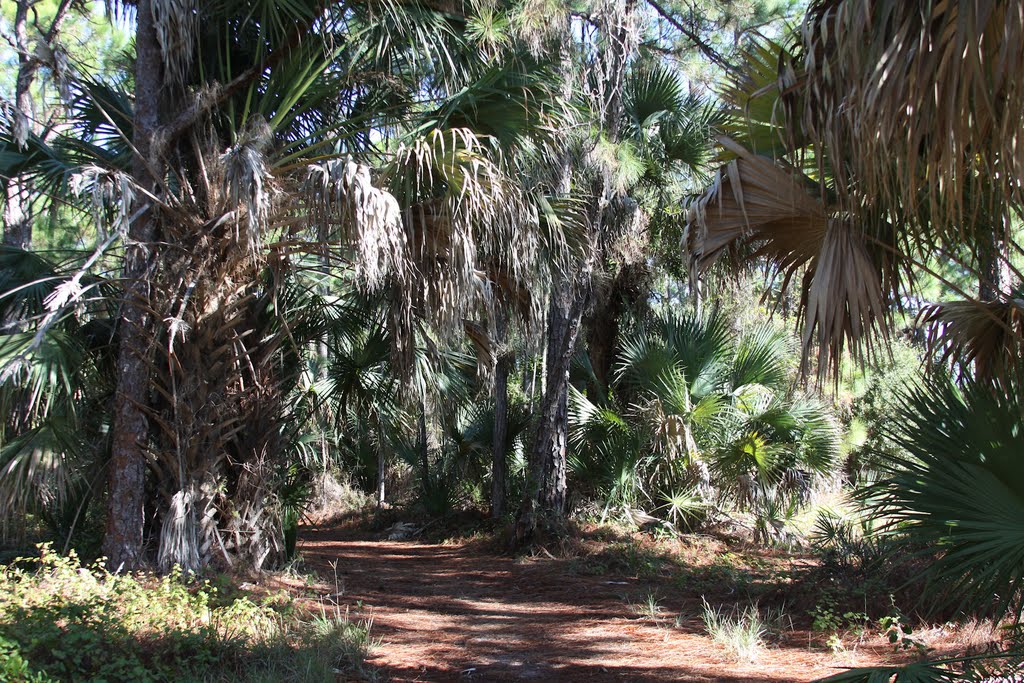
[297,526,921,682]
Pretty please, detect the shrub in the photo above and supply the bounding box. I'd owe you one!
[0,544,377,682]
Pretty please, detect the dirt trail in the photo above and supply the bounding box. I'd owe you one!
[299,527,900,682]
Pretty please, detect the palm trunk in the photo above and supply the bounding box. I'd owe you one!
[103,0,163,571]
[490,310,509,519]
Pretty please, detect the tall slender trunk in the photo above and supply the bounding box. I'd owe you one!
[376,430,386,508]
[3,181,31,249]
[514,10,584,543]
[515,282,586,541]
[103,0,163,571]
[4,0,37,248]
[418,400,429,483]
[979,215,1011,302]
[4,0,74,248]
[514,0,636,544]
[490,310,509,519]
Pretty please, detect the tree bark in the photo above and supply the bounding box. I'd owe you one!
[3,181,32,249]
[490,310,509,519]
[586,261,650,388]
[418,400,429,483]
[103,0,163,572]
[979,216,1011,302]
[515,282,586,542]
[3,0,38,248]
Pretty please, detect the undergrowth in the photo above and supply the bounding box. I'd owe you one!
[0,544,377,682]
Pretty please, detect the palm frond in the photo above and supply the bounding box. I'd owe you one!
[815,651,1024,682]
[863,371,1024,621]
[799,0,1024,244]
[688,138,895,379]
[730,325,792,391]
[920,298,1024,384]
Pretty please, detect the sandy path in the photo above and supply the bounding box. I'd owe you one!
[299,528,902,682]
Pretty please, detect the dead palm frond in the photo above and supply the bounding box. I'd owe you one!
[691,15,1024,381]
[920,298,1024,384]
[799,0,1024,245]
[688,138,893,378]
[687,136,826,270]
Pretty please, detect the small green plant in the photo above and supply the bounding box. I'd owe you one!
[0,544,378,682]
[810,595,843,634]
[879,599,928,654]
[701,598,767,663]
[809,594,869,653]
[0,634,54,682]
[629,591,664,620]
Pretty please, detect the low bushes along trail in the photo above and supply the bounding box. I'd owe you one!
[298,526,917,682]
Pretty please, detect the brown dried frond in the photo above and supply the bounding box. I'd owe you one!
[920,298,1024,384]
[800,0,1024,245]
[687,137,891,380]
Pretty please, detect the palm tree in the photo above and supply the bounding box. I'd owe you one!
[0,0,577,570]
[585,59,720,386]
[515,0,726,542]
[687,3,1024,382]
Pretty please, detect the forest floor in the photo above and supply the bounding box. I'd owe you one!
[289,520,981,682]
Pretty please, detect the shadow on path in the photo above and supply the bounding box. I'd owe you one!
[299,527,892,682]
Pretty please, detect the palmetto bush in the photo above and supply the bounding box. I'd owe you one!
[0,246,118,549]
[863,371,1024,622]
[568,309,841,535]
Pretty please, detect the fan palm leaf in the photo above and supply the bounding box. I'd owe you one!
[863,372,1024,621]
[799,0,1024,244]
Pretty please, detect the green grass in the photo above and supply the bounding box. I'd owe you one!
[0,544,377,682]
[701,598,768,664]
[628,591,665,620]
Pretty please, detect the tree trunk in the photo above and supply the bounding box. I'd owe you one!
[515,282,586,542]
[3,181,31,249]
[418,401,429,483]
[979,215,1012,302]
[103,0,163,572]
[587,261,649,388]
[490,310,509,519]
[586,295,619,390]
[376,444,386,508]
[3,0,37,248]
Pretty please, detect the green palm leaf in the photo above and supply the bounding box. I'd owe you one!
[863,372,1024,620]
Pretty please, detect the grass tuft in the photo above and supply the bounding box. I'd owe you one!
[701,597,767,663]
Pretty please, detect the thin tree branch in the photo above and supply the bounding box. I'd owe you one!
[43,0,75,43]
[644,0,737,73]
